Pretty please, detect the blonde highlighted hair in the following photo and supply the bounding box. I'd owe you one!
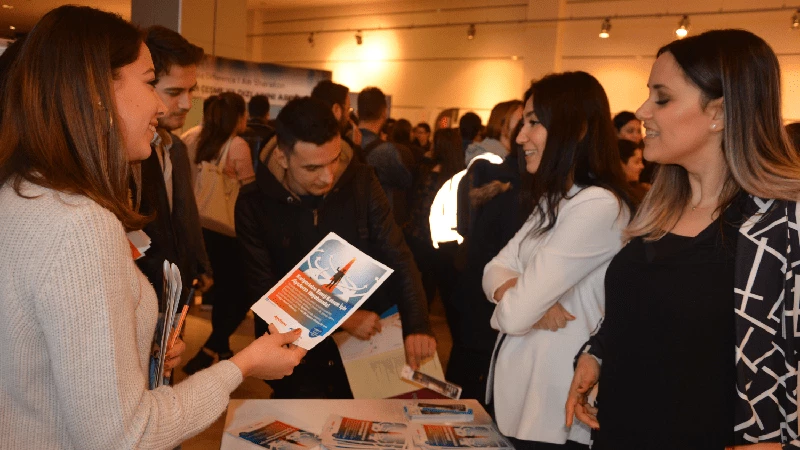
[627,29,800,240]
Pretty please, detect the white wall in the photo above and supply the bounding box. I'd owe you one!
[248,0,800,123]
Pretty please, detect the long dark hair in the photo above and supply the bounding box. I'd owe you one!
[195,92,246,164]
[433,128,465,180]
[519,71,634,235]
[0,6,148,230]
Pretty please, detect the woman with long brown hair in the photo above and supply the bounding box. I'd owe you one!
[566,29,800,449]
[0,6,303,449]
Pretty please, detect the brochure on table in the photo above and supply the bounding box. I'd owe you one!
[333,307,446,399]
[251,232,394,350]
[227,416,321,450]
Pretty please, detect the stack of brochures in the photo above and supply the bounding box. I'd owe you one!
[403,403,474,423]
[149,260,183,389]
[226,417,321,450]
[409,423,513,449]
[320,415,409,450]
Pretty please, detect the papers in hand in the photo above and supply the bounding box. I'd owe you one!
[400,366,462,400]
[126,229,151,260]
[403,403,474,423]
[149,260,183,389]
[409,424,512,449]
[251,233,393,350]
[226,416,321,450]
[333,309,446,399]
[320,415,408,450]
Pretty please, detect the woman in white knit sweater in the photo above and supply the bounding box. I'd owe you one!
[482,72,634,449]
[0,6,305,449]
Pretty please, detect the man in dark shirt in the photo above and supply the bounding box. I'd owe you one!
[240,94,274,170]
[357,87,412,210]
[236,97,435,398]
[135,26,212,311]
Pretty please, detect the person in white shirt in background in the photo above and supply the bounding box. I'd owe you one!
[482,71,635,450]
[0,6,304,449]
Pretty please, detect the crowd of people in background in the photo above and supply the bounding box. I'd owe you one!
[2,5,800,450]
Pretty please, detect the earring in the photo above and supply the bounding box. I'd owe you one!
[711,124,717,130]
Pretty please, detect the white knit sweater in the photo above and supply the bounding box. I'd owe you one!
[0,180,243,450]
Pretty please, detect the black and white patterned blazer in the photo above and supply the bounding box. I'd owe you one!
[579,196,800,447]
[733,197,799,447]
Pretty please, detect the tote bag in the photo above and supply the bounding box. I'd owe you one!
[194,138,239,237]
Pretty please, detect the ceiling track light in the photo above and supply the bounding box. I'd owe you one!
[355,30,362,45]
[675,15,690,39]
[599,17,611,39]
[467,23,476,40]
[792,10,800,30]
[308,32,314,47]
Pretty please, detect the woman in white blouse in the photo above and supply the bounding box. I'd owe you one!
[482,71,634,450]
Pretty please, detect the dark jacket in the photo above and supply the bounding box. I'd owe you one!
[134,132,211,311]
[239,118,275,170]
[235,158,432,397]
[580,195,800,447]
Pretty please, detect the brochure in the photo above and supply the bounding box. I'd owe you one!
[409,424,512,449]
[251,232,394,350]
[403,403,474,423]
[400,366,462,400]
[320,415,408,450]
[226,416,321,450]
[149,260,183,389]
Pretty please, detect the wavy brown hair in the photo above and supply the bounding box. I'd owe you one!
[0,5,148,230]
[627,29,800,240]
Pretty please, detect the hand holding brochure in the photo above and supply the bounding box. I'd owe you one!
[251,233,394,350]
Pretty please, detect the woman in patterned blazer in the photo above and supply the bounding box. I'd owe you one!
[565,29,800,449]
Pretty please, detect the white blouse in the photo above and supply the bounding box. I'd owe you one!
[482,185,628,444]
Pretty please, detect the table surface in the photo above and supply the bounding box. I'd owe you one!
[221,399,494,449]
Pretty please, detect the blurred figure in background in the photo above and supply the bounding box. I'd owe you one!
[464,100,523,165]
[618,139,649,202]
[459,112,483,155]
[240,94,275,170]
[183,92,255,375]
[412,122,433,157]
[404,128,465,307]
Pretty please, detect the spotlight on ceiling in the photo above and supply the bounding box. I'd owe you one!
[467,24,476,40]
[792,10,800,30]
[1,4,13,9]
[308,32,315,47]
[599,17,611,39]
[675,15,690,39]
[355,30,363,45]
[9,25,14,30]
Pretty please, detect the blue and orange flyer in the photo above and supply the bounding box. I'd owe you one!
[251,232,394,350]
